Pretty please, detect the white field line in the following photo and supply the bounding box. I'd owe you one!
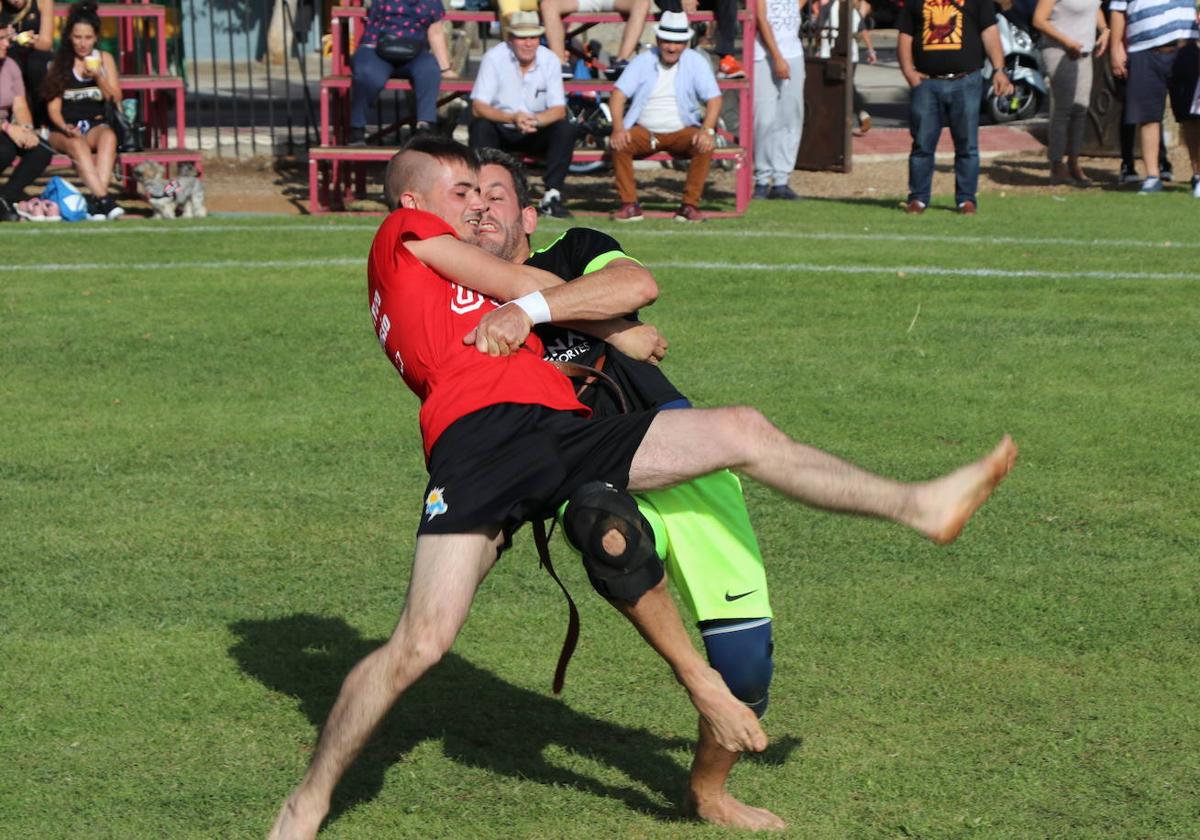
[0,256,1194,282]
[2,222,1199,252]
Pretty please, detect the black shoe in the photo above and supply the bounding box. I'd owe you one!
[414,120,434,134]
[347,127,366,147]
[0,196,18,222]
[1161,166,1174,183]
[540,195,572,219]
[99,196,125,220]
[603,58,629,80]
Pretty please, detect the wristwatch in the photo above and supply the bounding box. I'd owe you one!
[703,127,715,136]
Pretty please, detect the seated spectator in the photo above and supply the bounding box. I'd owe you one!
[347,0,454,146]
[468,11,574,217]
[41,1,123,220]
[663,0,744,78]
[540,0,652,79]
[0,0,53,127]
[608,10,723,222]
[0,25,50,221]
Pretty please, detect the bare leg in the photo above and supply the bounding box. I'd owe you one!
[1140,122,1162,179]
[614,0,651,60]
[539,0,578,63]
[628,407,1017,545]
[90,126,118,193]
[684,718,787,831]
[1181,120,1200,177]
[49,133,106,196]
[612,575,766,752]
[268,529,504,840]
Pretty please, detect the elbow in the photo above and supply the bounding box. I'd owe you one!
[632,268,658,307]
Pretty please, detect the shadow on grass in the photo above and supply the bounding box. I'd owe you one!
[231,614,800,827]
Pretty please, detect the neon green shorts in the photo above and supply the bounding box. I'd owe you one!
[637,470,772,623]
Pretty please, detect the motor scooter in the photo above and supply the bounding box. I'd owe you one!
[981,9,1047,123]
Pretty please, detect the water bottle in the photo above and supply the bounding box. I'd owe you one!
[122,98,139,124]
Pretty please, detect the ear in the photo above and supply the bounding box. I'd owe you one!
[520,204,538,236]
[399,192,419,210]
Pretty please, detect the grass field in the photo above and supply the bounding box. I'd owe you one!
[3,192,1199,839]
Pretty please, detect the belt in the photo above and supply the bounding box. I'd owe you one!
[926,71,971,80]
[1151,39,1187,54]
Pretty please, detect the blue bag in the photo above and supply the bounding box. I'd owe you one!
[42,176,90,222]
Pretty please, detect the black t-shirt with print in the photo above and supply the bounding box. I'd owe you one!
[898,0,997,76]
[527,227,686,418]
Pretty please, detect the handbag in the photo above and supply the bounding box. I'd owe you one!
[104,99,143,153]
[375,33,425,65]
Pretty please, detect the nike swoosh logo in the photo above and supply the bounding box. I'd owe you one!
[724,589,757,602]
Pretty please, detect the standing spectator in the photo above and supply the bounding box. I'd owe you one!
[819,0,879,134]
[0,0,52,127]
[897,0,1013,214]
[753,0,808,199]
[1033,0,1110,185]
[1108,0,1200,195]
[469,11,574,218]
[609,11,723,222]
[0,25,50,221]
[346,0,454,146]
[41,1,123,220]
[541,0,652,79]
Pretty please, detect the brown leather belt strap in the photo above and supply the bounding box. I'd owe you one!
[532,517,579,695]
[550,354,629,414]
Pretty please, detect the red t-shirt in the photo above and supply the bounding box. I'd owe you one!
[367,208,587,459]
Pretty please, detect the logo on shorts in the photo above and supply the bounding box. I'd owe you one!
[724,589,757,602]
[424,487,449,521]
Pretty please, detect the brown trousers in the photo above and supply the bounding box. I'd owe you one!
[611,125,712,207]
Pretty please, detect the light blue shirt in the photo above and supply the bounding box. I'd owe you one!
[614,47,722,130]
[470,41,566,125]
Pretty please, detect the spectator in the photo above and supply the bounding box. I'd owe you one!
[41,1,123,220]
[1109,0,1200,195]
[665,0,745,78]
[0,0,53,127]
[468,11,574,218]
[0,25,50,221]
[1118,121,1171,184]
[898,0,1013,214]
[541,0,652,79]
[1033,0,1110,185]
[819,0,878,134]
[609,11,723,222]
[347,0,454,146]
[753,0,807,200]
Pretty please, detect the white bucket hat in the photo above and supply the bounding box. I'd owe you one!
[654,11,693,42]
[507,10,545,37]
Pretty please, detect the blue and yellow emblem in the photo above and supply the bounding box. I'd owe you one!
[424,487,449,521]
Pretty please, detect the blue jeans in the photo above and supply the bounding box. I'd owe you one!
[350,45,440,128]
[907,73,982,207]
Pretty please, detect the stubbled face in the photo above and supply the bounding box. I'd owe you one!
[656,38,685,65]
[420,159,484,242]
[70,22,97,59]
[509,34,539,67]
[476,163,534,262]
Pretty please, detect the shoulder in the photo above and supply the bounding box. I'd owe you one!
[379,208,457,244]
[482,42,509,63]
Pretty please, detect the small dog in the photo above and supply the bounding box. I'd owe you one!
[133,160,207,219]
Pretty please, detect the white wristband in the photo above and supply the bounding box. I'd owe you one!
[510,290,552,325]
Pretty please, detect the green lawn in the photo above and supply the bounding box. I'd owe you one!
[2,193,1198,838]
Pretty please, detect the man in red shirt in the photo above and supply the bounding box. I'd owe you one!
[270,136,1018,840]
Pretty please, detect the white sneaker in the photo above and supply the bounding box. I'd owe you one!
[1192,175,1200,199]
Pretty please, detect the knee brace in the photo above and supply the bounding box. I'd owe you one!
[700,618,774,718]
[562,481,664,605]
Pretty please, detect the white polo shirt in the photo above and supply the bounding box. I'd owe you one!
[471,41,566,128]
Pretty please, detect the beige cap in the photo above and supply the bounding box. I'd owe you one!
[507,10,545,37]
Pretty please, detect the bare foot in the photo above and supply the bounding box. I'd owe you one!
[267,793,326,840]
[687,667,768,752]
[915,435,1018,545]
[685,789,787,831]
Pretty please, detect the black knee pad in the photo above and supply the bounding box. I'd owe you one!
[562,481,664,605]
[701,618,774,718]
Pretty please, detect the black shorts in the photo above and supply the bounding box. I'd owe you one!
[418,403,659,550]
[1125,41,1200,125]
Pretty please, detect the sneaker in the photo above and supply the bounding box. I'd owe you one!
[1138,176,1163,195]
[86,195,109,221]
[753,183,771,200]
[903,199,926,215]
[673,203,705,223]
[768,185,801,200]
[99,196,124,220]
[1192,174,1200,199]
[1119,163,1141,185]
[346,127,366,147]
[612,202,644,222]
[857,111,872,134]
[539,188,572,219]
[0,196,18,222]
[42,200,61,221]
[1161,166,1173,183]
[561,61,574,80]
[957,200,977,215]
[603,58,629,80]
[16,199,41,221]
[717,55,745,79]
